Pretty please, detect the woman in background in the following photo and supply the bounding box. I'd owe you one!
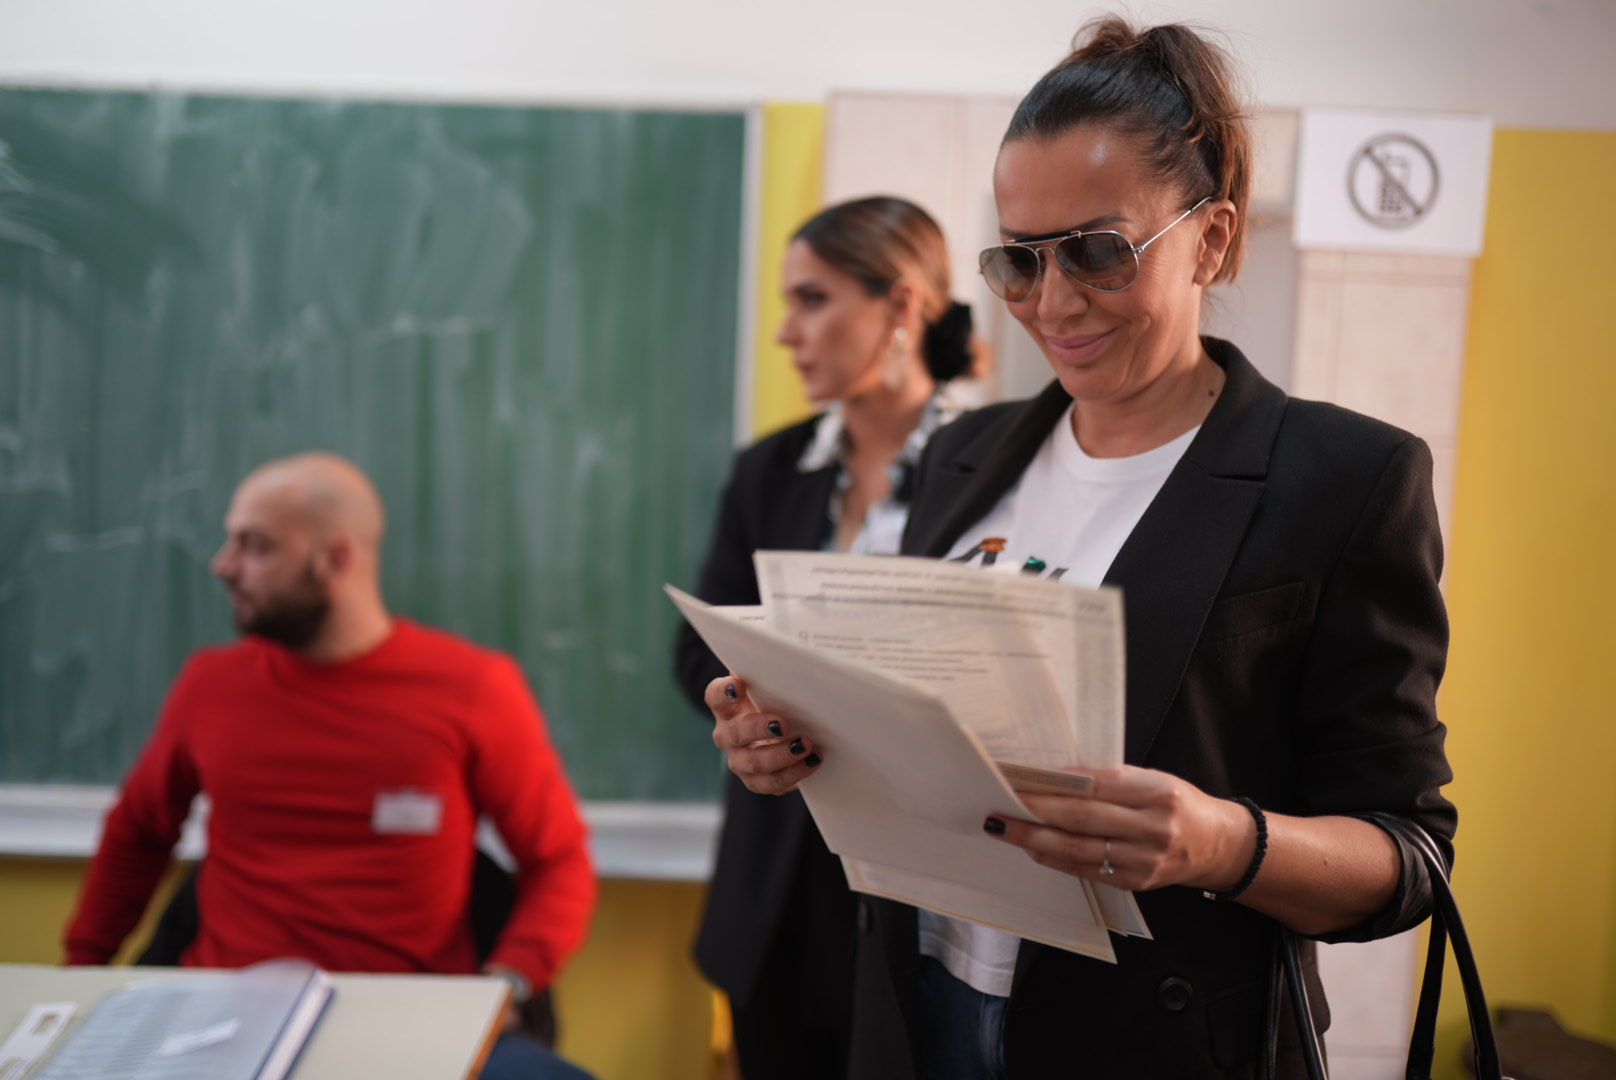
[675,195,979,1079]
[705,19,1455,1079]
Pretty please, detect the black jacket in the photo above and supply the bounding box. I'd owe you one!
[850,339,1456,1079]
[674,415,848,1009]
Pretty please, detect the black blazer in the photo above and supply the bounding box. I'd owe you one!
[674,415,844,1007]
[850,339,1457,1079]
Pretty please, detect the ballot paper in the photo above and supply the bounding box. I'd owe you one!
[756,551,1125,772]
[669,552,1150,962]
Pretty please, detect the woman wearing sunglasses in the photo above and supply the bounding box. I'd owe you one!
[704,17,1456,1080]
[675,195,979,1080]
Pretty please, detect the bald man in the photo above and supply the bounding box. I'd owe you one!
[64,454,597,1080]
[213,453,393,659]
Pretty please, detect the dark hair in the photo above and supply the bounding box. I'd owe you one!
[793,196,977,382]
[1005,16,1252,283]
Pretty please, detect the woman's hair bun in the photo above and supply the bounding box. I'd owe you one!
[921,301,975,383]
[1067,14,1137,61]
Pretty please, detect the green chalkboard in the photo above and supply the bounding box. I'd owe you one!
[0,88,743,801]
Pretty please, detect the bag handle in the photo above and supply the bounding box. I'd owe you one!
[1280,923,1328,1080]
[1277,814,1506,1080]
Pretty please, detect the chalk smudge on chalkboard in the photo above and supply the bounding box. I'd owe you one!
[43,527,147,553]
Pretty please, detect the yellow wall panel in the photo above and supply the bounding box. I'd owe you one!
[1440,128,1616,1067]
[0,858,190,966]
[0,859,91,964]
[750,102,824,439]
[554,879,714,1080]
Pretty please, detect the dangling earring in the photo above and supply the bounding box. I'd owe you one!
[882,326,909,391]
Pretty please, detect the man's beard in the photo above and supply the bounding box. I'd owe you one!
[235,564,331,650]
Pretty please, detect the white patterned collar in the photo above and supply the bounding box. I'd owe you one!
[796,388,967,481]
[794,387,969,555]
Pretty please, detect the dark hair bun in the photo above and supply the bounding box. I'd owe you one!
[922,301,974,383]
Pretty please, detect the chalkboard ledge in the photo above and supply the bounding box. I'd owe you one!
[0,785,719,882]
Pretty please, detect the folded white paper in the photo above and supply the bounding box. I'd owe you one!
[671,553,1150,961]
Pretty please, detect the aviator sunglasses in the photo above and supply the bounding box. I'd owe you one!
[979,196,1213,300]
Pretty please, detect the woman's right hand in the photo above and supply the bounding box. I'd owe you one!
[706,675,823,794]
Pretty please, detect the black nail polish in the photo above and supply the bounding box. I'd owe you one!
[805,753,822,768]
[767,720,783,737]
[983,817,1007,836]
[724,683,738,701]
[789,737,806,755]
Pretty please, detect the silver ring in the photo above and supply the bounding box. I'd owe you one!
[1099,837,1116,876]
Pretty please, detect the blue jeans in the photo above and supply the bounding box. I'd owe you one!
[480,1034,596,1080]
[911,956,1010,1080]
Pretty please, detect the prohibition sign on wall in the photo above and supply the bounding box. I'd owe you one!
[1294,109,1491,256]
[1349,134,1440,229]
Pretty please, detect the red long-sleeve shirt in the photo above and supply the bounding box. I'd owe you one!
[64,619,596,990]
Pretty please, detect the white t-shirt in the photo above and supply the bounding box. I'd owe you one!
[918,404,1199,997]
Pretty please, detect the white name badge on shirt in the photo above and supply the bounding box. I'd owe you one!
[372,789,444,835]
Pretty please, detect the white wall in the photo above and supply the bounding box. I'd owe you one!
[4,0,1612,128]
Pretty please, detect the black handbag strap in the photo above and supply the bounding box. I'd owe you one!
[1365,813,1505,1080]
[1263,930,1283,1080]
[1278,814,1506,1080]
[1280,926,1328,1080]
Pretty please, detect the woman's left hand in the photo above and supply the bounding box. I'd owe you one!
[985,767,1255,893]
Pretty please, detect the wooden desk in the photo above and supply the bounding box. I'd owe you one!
[0,965,509,1080]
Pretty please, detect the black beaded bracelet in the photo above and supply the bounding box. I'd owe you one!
[1203,797,1268,902]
